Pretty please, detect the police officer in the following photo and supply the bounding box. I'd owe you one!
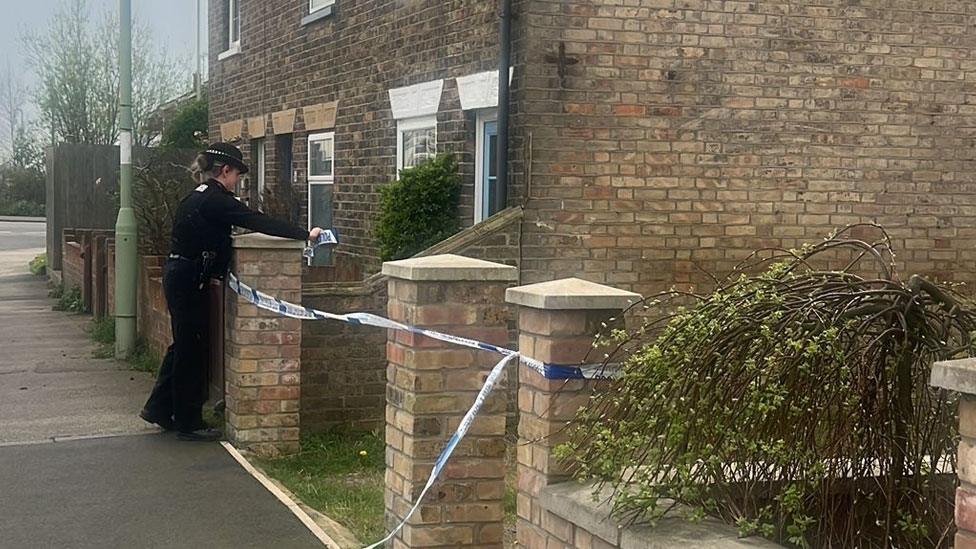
[140,142,323,441]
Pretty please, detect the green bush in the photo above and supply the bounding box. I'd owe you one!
[29,254,46,276]
[160,98,208,150]
[53,285,83,312]
[560,226,963,548]
[0,200,45,217]
[374,154,461,261]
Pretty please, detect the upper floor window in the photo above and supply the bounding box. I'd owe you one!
[310,0,335,14]
[219,0,241,60]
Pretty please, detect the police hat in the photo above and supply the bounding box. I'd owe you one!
[204,142,249,175]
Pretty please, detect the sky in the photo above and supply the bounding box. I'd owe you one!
[0,0,206,115]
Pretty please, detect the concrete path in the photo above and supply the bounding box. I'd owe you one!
[0,221,325,548]
[0,267,155,444]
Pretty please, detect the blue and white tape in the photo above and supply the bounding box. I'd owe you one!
[225,272,613,547]
[303,229,339,260]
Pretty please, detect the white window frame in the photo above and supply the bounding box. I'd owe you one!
[307,132,335,266]
[218,0,241,60]
[396,115,437,178]
[474,109,498,223]
[309,0,336,14]
[307,132,335,184]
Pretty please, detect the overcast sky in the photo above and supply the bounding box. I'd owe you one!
[0,0,206,113]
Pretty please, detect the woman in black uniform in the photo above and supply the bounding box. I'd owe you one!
[140,142,322,441]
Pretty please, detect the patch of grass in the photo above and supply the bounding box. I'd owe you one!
[88,318,116,359]
[202,405,223,430]
[84,318,160,374]
[89,317,116,345]
[28,253,46,276]
[127,341,160,375]
[255,431,386,544]
[53,285,83,312]
[48,283,64,299]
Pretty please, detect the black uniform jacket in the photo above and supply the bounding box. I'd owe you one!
[170,179,308,277]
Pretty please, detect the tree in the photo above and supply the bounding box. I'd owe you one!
[23,0,188,146]
[0,125,46,215]
[160,97,208,150]
[0,58,27,159]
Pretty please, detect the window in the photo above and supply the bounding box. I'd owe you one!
[396,116,436,175]
[252,138,266,211]
[474,110,499,223]
[219,0,241,59]
[307,133,335,266]
[310,0,335,14]
[308,133,334,183]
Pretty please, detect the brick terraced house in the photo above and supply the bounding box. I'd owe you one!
[209,0,976,430]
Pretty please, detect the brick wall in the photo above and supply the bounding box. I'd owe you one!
[299,208,522,434]
[209,0,502,275]
[62,239,84,295]
[137,255,171,360]
[516,0,976,296]
[301,277,389,433]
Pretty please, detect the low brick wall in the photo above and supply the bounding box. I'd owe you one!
[138,255,170,360]
[301,275,388,433]
[62,235,84,296]
[539,483,780,549]
[62,229,171,360]
[298,208,524,435]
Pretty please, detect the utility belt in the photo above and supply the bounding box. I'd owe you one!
[168,251,218,289]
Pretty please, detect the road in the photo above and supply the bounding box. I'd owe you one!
[0,219,45,276]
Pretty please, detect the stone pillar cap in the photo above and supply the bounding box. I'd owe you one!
[382,254,517,282]
[506,278,641,310]
[232,232,305,249]
[931,358,976,394]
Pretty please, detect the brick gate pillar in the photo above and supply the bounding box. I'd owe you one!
[506,278,639,549]
[224,233,304,457]
[382,254,517,548]
[931,359,976,548]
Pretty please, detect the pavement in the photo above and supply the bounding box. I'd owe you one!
[0,220,326,548]
[0,435,323,548]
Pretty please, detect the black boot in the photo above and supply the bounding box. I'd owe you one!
[139,409,175,431]
[176,428,222,442]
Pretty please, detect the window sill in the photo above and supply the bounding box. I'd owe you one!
[301,5,334,27]
[217,44,241,61]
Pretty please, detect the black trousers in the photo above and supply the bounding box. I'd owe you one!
[142,258,209,431]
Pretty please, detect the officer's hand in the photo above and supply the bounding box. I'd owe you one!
[309,227,323,241]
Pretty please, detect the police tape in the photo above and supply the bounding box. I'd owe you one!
[227,273,612,381]
[302,230,339,260]
[225,272,614,547]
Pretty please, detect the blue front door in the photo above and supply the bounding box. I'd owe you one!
[482,121,498,220]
